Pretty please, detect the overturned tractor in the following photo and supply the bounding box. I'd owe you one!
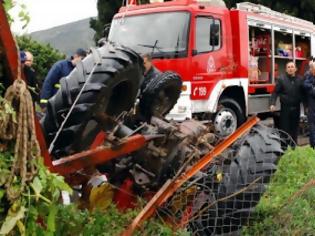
[0,0,289,233]
[37,43,287,235]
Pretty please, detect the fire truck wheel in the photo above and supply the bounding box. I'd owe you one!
[139,71,182,120]
[41,43,144,157]
[214,98,245,137]
[189,124,285,235]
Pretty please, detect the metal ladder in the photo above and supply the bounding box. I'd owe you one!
[237,2,314,27]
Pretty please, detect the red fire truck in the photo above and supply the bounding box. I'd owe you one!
[109,0,315,136]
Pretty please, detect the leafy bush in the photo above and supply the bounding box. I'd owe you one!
[243,147,315,235]
[17,36,65,81]
[0,151,188,236]
[0,153,73,235]
[4,0,30,28]
[52,204,189,236]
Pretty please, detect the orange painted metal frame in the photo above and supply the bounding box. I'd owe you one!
[51,134,147,176]
[122,116,259,236]
[35,119,148,178]
[35,113,148,180]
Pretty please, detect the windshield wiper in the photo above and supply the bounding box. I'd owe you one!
[138,39,186,59]
[174,35,180,56]
[138,40,165,54]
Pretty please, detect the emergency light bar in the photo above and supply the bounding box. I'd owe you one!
[128,0,226,6]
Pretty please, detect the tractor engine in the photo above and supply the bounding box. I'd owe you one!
[109,117,217,192]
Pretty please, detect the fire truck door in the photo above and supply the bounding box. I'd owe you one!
[191,16,229,100]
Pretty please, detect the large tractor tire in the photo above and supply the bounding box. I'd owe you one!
[139,71,182,120]
[189,124,285,235]
[41,43,144,156]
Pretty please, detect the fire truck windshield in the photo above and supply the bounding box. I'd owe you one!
[109,12,190,58]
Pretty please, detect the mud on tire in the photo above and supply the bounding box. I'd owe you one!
[139,71,182,120]
[189,124,285,235]
[41,43,144,156]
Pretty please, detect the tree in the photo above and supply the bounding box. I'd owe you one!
[3,0,30,29]
[90,0,151,43]
[89,0,122,43]
[17,36,65,82]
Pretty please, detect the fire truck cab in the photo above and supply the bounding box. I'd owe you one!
[109,0,315,136]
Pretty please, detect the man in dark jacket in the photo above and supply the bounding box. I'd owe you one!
[40,48,87,106]
[23,51,39,103]
[140,53,161,92]
[304,61,315,148]
[270,61,305,144]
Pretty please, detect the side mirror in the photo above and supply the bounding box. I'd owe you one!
[210,23,219,49]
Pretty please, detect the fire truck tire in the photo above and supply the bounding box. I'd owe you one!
[41,43,144,156]
[189,124,284,235]
[214,98,245,137]
[139,71,182,120]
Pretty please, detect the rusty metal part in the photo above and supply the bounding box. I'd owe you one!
[122,116,259,236]
[130,164,155,186]
[151,117,177,133]
[51,134,149,176]
[126,117,213,191]
[178,119,208,138]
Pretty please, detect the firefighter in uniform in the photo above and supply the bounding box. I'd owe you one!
[270,61,305,144]
[304,61,315,148]
[40,48,87,106]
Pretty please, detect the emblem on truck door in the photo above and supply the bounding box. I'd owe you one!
[207,56,216,73]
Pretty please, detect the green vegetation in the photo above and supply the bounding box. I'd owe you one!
[3,0,30,28]
[52,204,189,236]
[17,36,65,81]
[243,147,315,235]
[0,152,188,235]
[0,91,187,235]
[3,0,65,82]
[0,151,73,235]
[2,145,314,235]
[89,0,122,43]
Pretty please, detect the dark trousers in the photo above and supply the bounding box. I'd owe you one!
[280,106,300,144]
[273,111,280,129]
[308,116,315,148]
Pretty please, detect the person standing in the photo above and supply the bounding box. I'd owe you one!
[140,53,161,92]
[22,51,40,103]
[304,61,315,148]
[40,48,87,106]
[270,61,305,144]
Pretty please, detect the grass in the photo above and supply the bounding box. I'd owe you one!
[243,146,315,235]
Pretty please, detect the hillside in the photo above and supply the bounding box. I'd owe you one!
[30,18,96,56]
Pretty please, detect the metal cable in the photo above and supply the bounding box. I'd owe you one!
[48,48,102,154]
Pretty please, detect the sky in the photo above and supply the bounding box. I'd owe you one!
[10,0,98,34]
